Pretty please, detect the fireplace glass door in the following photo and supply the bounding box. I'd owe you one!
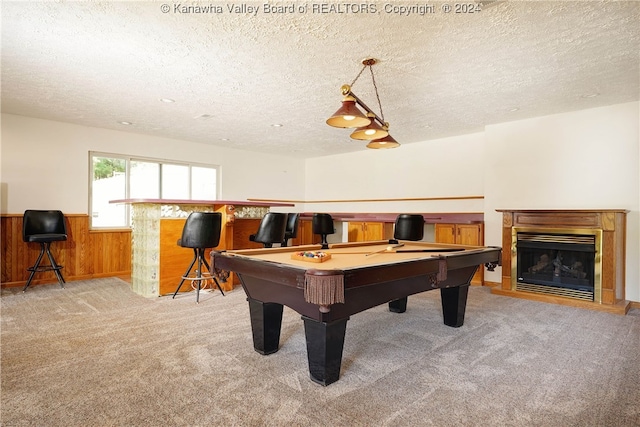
[516,232,598,300]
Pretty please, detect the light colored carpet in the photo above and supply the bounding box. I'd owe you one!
[1,278,639,427]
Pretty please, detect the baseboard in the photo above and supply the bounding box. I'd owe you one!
[482,281,501,288]
[491,287,631,315]
[1,271,132,288]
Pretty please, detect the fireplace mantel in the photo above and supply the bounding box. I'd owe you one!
[493,209,630,315]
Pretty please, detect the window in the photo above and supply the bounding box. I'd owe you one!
[90,152,219,228]
[161,164,189,199]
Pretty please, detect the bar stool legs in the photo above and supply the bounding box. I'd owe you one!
[23,242,66,292]
[172,248,225,303]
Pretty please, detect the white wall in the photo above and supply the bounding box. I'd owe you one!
[483,102,640,301]
[0,114,306,214]
[304,132,486,214]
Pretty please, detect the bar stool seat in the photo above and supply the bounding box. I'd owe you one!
[391,214,425,243]
[249,212,287,248]
[312,213,334,249]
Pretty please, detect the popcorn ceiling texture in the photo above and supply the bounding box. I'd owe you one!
[1,1,638,158]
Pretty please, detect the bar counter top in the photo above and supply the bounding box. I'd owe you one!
[298,212,484,224]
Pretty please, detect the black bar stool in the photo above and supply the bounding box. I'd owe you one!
[22,210,68,292]
[249,212,287,248]
[312,213,334,249]
[391,214,425,243]
[172,212,225,303]
[388,214,426,314]
[281,213,300,247]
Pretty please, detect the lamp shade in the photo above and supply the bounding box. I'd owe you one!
[366,134,400,149]
[350,113,389,140]
[326,96,371,128]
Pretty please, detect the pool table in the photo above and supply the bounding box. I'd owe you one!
[212,240,501,386]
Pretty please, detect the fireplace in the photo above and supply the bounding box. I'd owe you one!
[513,228,601,302]
[494,210,629,314]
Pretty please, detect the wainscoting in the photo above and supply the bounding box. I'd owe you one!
[1,214,131,287]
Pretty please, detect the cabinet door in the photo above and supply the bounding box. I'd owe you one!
[363,222,388,241]
[292,219,317,246]
[457,224,483,246]
[348,222,365,242]
[348,222,393,242]
[434,223,457,244]
[435,223,484,286]
[458,224,484,285]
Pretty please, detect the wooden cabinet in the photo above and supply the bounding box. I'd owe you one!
[290,219,319,246]
[435,223,483,246]
[348,221,393,242]
[435,223,484,285]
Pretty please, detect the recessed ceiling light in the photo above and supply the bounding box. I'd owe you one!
[508,107,520,112]
[220,138,230,141]
[160,98,175,103]
[118,121,133,125]
[581,93,599,98]
[271,124,283,127]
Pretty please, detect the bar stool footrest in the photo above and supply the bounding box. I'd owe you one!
[27,265,63,273]
[181,272,214,291]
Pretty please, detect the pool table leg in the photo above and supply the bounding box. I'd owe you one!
[388,297,408,313]
[302,316,349,386]
[248,299,284,355]
[440,284,469,328]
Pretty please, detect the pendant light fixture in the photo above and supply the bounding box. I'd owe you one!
[325,95,371,128]
[326,58,399,149]
[366,134,400,149]
[350,112,389,140]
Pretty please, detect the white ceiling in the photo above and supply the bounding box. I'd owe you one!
[2,1,639,158]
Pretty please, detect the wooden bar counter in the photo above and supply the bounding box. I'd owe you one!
[110,199,293,297]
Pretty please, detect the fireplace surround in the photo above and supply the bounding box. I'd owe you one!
[494,210,629,314]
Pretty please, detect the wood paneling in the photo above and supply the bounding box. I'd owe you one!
[159,219,193,296]
[1,214,131,287]
[1,214,265,292]
[232,219,264,250]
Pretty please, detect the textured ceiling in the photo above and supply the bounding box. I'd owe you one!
[1,1,639,158]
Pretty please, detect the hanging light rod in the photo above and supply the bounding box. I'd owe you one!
[339,84,387,130]
[326,58,399,149]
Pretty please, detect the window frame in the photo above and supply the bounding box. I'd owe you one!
[89,151,220,230]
